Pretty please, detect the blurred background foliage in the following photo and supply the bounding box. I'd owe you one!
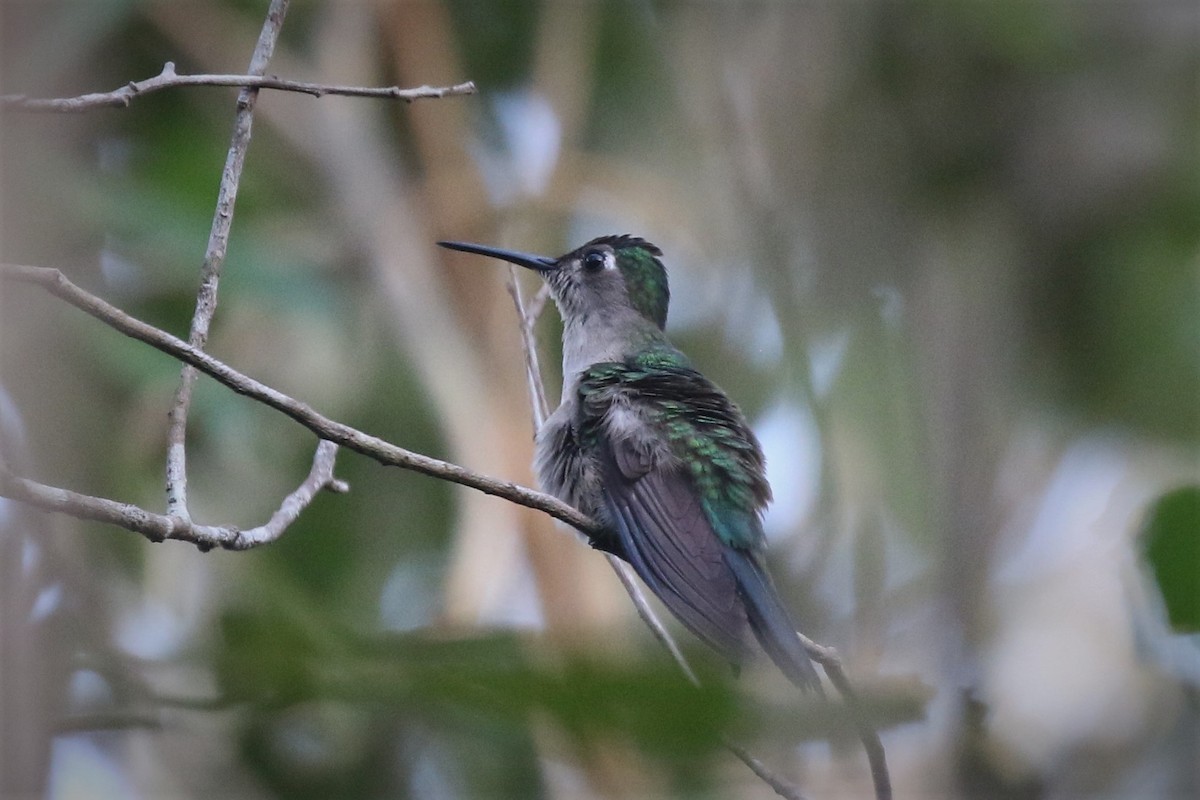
[1,1,1197,798]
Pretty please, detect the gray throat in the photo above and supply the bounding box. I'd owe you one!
[557,306,662,404]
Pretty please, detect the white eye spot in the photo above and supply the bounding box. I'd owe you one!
[582,250,611,272]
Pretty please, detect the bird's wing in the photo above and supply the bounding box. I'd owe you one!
[598,438,752,666]
[578,361,818,689]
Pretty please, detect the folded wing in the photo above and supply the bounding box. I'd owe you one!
[599,440,753,668]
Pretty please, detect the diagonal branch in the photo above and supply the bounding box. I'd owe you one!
[722,740,810,800]
[0,441,345,551]
[798,633,892,800]
[604,552,701,687]
[505,266,552,432]
[166,0,288,521]
[0,263,603,540]
[525,282,553,327]
[0,60,477,113]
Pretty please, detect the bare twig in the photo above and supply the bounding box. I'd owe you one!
[722,739,810,800]
[798,632,892,800]
[0,441,345,551]
[166,0,289,521]
[0,264,603,541]
[505,266,552,432]
[605,553,701,687]
[0,60,477,113]
[525,282,553,325]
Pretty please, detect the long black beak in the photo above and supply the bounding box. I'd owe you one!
[437,240,557,272]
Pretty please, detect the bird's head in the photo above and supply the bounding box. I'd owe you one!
[438,234,670,331]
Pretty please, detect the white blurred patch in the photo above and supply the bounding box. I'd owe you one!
[985,434,1159,770]
[0,383,28,455]
[0,385,30,539]
[995,437,1130,583]
[872,284,905,329]
[21,530,41,575]
[808,329,850,400]
[48,736,137,800]
[472,90,561,205]
[30,581,63,623]
[755,400,822,542]
[651,251,718,330]
[115,601,187,660]
[1136,584,1200,688]
[99,236,141,292]
[408,736,466,799]
[96,136,132,175]
[379,557,440,633]
[655,251,785,365]
[67,669,114,712]
[475,549,545,630]
[742,294,785,365]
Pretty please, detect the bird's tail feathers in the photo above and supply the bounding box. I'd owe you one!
[724,548,823,693]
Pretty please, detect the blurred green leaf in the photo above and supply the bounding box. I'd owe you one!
[216,607,737,765]
[1142,486,1200,633]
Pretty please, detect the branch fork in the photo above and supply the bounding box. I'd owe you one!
[0,442,345,551]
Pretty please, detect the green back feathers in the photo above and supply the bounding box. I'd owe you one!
[631,343,690,370]
[575,359,770,548]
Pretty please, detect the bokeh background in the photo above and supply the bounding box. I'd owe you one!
[1,1,1197,798]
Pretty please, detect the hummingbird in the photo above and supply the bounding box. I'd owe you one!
[438,235,819,690]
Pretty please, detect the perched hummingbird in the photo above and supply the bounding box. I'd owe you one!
[438,235,819,690]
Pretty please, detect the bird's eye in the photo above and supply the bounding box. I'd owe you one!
[583,251,607,272]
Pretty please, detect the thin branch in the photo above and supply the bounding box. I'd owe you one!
[604,553,701,687]
[798,632,892,800]
[505,266,551,432]
[526,282,553,326]
[0,440,345,551]
[166,0,289,521]
[0,264,603,540]
[0,60,477,113]
[722,739,810,800]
